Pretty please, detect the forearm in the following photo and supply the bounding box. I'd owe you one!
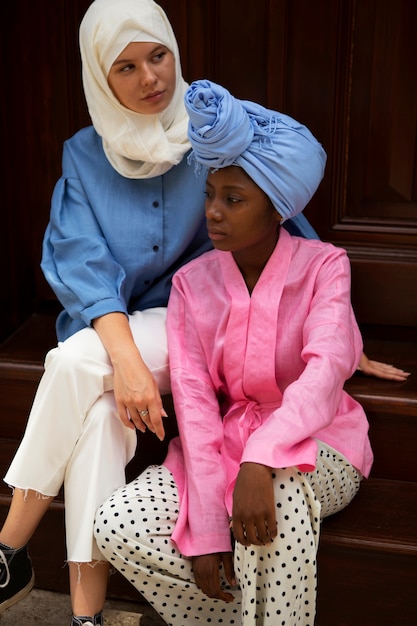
[93,311,144,366]
[93,312,165,439]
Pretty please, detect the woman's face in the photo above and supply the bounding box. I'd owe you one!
[107,41,176,114]
[204,166,281,257]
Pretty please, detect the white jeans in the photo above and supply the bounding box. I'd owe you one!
[4,308,169,562]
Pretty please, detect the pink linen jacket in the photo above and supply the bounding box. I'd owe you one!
[164,228,373,557]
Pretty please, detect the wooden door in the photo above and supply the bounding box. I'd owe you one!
[162,0,417,327]
[1,0,416,341]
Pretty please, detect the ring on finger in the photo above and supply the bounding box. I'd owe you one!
[139,409,149,417]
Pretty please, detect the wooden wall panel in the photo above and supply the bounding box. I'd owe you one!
[347,1,417,224]
[0,0,91,341]
[175,0,417,327]
[350,253,417,326]
[331,0,417,324]
[1,0,416,341]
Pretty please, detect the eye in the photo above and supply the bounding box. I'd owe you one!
[152,49,168,63]
[226,196,241,204]
[204,190,213,199]
[119,63,135,73]
[153,51,166,62]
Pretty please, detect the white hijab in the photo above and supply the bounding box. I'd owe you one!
[79,0,190,178]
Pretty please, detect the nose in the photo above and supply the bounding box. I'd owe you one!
[205,198,222,221]
[140,63,157,87]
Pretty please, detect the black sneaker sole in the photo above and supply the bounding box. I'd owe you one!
[0,570,35,614]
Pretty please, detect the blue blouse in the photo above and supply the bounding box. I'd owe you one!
[42,126,211,341]
[42,126,319,342]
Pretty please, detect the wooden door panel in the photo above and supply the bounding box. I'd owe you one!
[347,1,417,227]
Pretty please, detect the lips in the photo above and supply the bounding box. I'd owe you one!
[143,90,164,102]
[208,229,226,241]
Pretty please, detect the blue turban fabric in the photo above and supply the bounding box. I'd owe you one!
[185,80,327,222]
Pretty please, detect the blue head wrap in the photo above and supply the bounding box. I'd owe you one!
[185,79,326,222]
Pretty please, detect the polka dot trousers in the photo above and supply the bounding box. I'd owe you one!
[95,441,361,625]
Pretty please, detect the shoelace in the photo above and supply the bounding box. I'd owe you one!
[0,549,11,589]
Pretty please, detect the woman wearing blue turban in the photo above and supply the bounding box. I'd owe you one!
[95,80,376,625]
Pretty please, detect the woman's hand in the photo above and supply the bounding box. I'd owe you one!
[358,353,410,381]
[192,553,236,602]
[93,312,166,440]
[111,343,166,439]
[232,462,277,547]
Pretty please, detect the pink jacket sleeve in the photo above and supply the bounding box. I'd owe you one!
[166,276,232,557]
[241,247,365,470]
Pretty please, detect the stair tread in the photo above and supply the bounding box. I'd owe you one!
[321,477,417,553]
[0,308,58,369]
[2,435,415,553]
[1,314,416,397]
[344,323,417,412]
[345,374,417,410]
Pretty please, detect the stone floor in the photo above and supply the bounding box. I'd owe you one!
[0,588,166,625]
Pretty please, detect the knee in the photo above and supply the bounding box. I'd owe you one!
[44,328,111,381]
[94,481,153,556]
[94,486,138,541]
[45,343,80,378]
[94,493,120,556]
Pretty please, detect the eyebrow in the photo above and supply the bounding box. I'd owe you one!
[206,183,247,192]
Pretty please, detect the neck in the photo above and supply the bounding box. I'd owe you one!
[232,226,280,293]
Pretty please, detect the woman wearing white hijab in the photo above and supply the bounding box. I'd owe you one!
[0,1,211,624]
